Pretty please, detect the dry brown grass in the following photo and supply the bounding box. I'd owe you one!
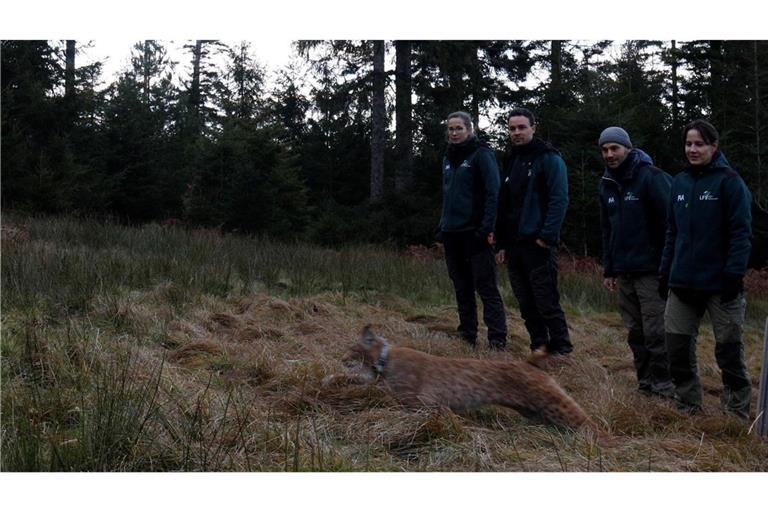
[3,217,767,472]
[104,287,767,472]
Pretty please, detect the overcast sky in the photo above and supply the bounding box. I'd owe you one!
[3,0,761,43]
[3,0,760,83]
[79,39,297,85]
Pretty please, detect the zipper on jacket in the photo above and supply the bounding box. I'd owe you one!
[601,175,622,269]
[686,174,700,289]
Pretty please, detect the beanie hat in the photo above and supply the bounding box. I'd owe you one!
[599,127,632,148]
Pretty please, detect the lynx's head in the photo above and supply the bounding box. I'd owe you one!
[341,325,391,374]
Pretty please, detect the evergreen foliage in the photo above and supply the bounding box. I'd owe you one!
[2,39,767,266]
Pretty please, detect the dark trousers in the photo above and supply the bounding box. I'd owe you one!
[617,275,673,394]
[443,231,507,345]
[506,240,572,353]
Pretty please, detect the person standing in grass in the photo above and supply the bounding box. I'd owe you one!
[438,111,507,350]
[659,119,753,419]
[495,108,572,356]
[597,126,675,398]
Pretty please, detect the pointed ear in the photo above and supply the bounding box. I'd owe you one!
[360,325,376,347]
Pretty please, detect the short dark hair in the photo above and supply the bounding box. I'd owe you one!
[684,119,719,145]
[507,107,536,127]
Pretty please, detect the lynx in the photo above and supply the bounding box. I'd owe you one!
[331,326,611,446]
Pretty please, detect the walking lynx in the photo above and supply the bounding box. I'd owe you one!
[332,326,610,446]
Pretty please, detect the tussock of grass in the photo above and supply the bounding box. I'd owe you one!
[384,409,471,457]
[168,341,225,368]
[3,214,768,471]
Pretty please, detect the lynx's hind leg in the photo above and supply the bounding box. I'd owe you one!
[579,419,615,449]
[526,346,549,368]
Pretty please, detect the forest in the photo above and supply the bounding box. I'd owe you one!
[3,40,768,265]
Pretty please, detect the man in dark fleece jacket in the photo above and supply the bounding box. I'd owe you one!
[598,126,674,397]
[660,119,752,419]
[439,111,507,350]
[495,108,572,355]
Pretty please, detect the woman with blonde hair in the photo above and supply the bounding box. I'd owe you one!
[438,111,507,350]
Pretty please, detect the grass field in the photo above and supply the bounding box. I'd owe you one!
[2,214,767,471]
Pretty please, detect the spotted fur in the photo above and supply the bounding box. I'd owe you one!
[339,326,611,446]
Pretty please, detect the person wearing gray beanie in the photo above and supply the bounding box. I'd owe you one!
[599,126,632,149]
[597,126,675,398]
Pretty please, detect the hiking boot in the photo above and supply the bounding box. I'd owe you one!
[723,408,750,422]
[676,403,702,415]
[721,385,751,421]
[489,340,507,351]
[674,395,703,415]
[640,378,675,398]
[548,342,573,356]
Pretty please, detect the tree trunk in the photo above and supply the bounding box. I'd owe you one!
[709,40,725,128]
[580,150,588,256]
[546,40,563,142]
[238,43,248,119]
[189,40,203,132]
[65,40,76,99]
[370,40,386,203]
[670,40,680,133]
[755,40,763,207]
[470,42,481,123]
[394,40,413,193]
[551,40,562,97]
[143,40,151,104]
[446,43,465,114]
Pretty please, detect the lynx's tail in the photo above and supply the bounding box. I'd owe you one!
[539,372,615,449]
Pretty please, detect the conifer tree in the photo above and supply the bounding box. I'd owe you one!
[394,40,414,193]
[370,40,386,203]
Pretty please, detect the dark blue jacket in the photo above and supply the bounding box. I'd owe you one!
[660,151,752,291]
[599,149,672,277]
[495,138,569,248]
[439,136,501,235]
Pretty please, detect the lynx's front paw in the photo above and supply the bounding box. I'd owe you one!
[321,371,374,388]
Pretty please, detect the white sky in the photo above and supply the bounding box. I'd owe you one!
[3,1,763,41]
[5,0,761,98]
[77,39,297,87]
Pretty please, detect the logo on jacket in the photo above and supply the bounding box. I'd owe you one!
[608,197,615,204]
[676,194,686,202]
[460,161,471,168]
[624,191,640,202]
[699,190,719,201]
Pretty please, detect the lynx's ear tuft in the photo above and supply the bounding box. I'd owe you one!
[360,325,376,346]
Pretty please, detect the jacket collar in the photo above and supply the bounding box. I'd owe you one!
[602,148,654,182]
[685,150,733,176]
